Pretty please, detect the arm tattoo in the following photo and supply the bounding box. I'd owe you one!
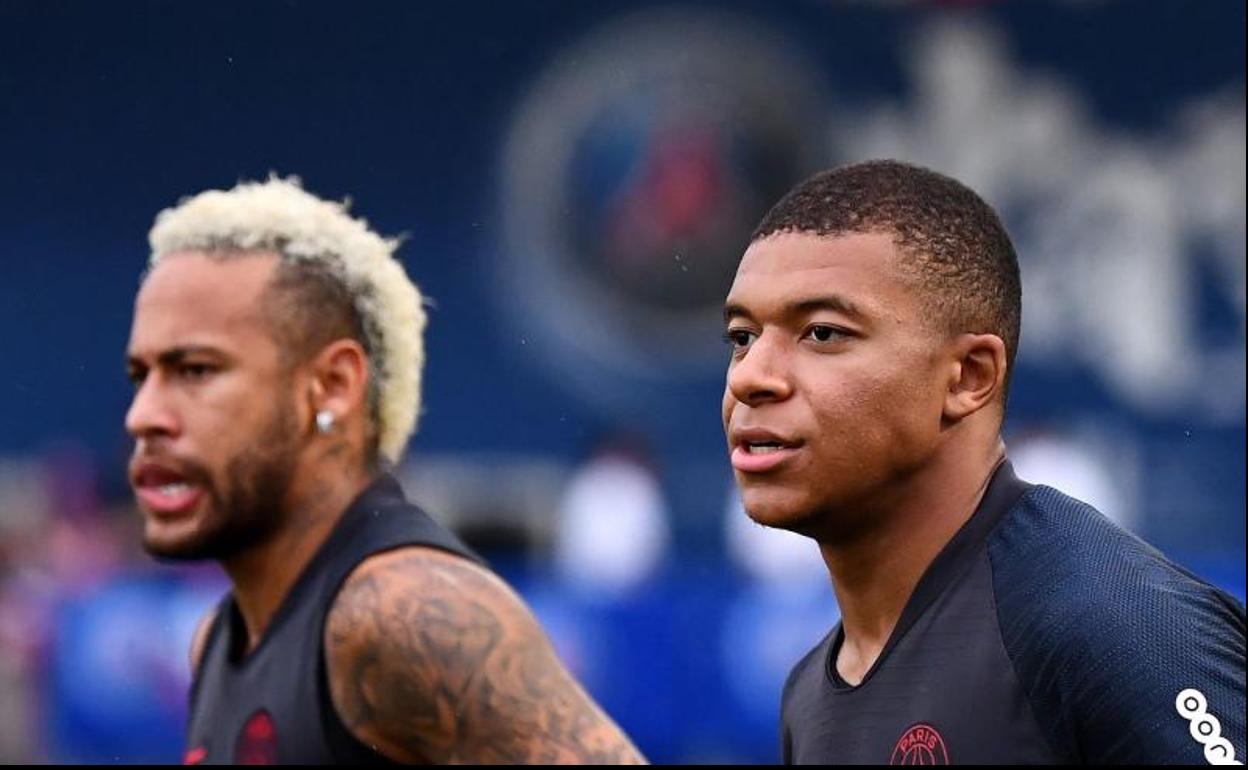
[325,548,645,764]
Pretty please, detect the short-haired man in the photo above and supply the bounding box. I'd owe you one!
[721,160,1245,764]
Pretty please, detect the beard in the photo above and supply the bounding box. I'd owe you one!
[142,397,302,562]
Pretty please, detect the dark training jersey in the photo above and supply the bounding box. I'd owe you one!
[782,461,1246,765]
[186,475,479,765]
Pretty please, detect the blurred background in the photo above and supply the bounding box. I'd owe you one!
[0,0,1243,763]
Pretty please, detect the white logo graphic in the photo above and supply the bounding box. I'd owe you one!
[833,19,1246,424]
[1176,688,1242,765]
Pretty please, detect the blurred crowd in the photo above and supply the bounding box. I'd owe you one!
[2,425,1241,763]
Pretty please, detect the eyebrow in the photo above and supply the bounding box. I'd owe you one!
[723,294,866,324]
[126,345,227,371]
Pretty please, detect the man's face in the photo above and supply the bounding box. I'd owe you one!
[126,252,304,560]
[721,231,952,539]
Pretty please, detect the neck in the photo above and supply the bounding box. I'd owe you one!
[222,459,376,652]
[820,434,1004,684]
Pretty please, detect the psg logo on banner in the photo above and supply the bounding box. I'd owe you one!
[499,8,825,410]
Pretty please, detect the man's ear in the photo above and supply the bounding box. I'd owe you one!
[305,338,370,431]
[943,333,1007,422]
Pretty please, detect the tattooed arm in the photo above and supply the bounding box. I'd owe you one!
[324,546,647,764]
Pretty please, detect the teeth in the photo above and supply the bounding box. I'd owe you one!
[157,482,191,497]
[747,443,784,454]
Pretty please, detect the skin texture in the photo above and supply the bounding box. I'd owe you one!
[723,231,953,540]
[128,251,372,650]
[129,251,644,763]
[324,547,645,764]
[127,253,302,562]
[722,231,1007,684]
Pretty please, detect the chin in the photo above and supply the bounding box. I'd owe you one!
[739,485,822,535]
[142,534,212,561]
[141,518,220,561]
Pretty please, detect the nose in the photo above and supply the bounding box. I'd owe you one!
[125,374,180,443]
[727,331,793,407]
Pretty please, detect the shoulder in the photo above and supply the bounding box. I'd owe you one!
[322,544,529,726]
[323,545,645,764]
[987,485,1246,764]
[322,546,543,762]
[328,544,516,636]
[325,545,534,679]
[988,484,1243,647]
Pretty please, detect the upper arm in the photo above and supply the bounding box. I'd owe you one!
[989,492,1246,765]
[324,546,646,764]
[1011,586,1246,765]
[1073,590,1246,765]
[189,606,217,677]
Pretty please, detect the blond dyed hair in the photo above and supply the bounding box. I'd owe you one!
[148,176,426,465]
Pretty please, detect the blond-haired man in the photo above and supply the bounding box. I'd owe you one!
[125,177,644,764]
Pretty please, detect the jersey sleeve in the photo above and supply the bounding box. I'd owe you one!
[991,487,1246,765]
[1052,585,1245,764]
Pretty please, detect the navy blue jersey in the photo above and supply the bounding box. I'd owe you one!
[782,461,1246,765]
[186,474,479,764]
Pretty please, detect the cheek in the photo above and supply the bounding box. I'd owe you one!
[196,373,256,419]
[191,376,282,458]
[218,364,297,421]
[805,366,876,424]
[806,362,934,446]
[863,364,947,449]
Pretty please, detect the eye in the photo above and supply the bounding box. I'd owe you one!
[804,324,847,343]
[127,367,148,387]
[722,328,756,352]
[178,362,216,381]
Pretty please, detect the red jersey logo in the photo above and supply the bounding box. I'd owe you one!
[234,709,279,764]
[183,745,207,765]
[890,722,950,765]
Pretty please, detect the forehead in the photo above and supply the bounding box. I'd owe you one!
[129,251,280,352]
[727,231,917,319]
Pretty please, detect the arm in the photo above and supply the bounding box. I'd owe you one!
[324,546,647,764]
[1069,588,1246,765]
[1007,577,1245,764]
[989,493,1246,765]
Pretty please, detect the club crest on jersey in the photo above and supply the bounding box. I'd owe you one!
[183,744,207,765]
[235,708,279,764]
[891,722,950,765]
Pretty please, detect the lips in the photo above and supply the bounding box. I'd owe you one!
[729,428,803,473]
[130,462,205,517]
